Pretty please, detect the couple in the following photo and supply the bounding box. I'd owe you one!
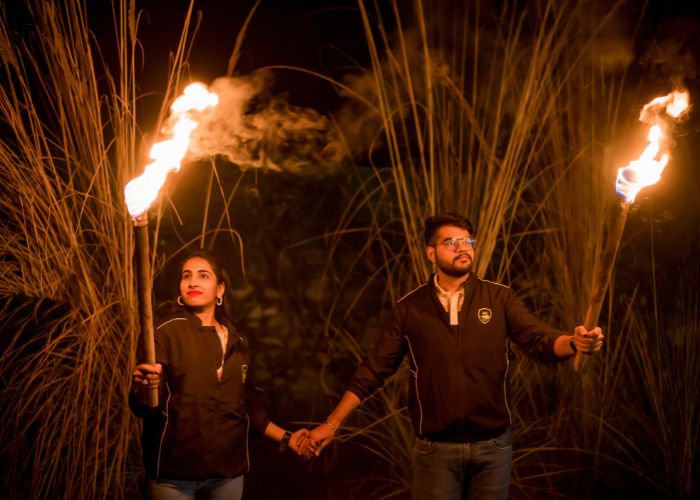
[131,213,604,499]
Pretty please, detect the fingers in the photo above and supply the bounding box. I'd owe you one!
[288,429,318,459]
[309,424,335,457]
[132,363,161,388]
[314,438,331,457]
[574,325,604,354]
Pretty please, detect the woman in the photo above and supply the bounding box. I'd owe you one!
[130,249,310,499]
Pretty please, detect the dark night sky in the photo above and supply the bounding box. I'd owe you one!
[85,0,700,131]
[88,0,387,129]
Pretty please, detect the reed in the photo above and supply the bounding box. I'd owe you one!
[0,1,197,497]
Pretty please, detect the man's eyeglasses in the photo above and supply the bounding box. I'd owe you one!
[432,237,476,250]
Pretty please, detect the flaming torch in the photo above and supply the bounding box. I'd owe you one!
[124,83,219,405]
[574,90,689,371]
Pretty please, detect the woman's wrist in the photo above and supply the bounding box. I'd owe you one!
[279,430,292,452]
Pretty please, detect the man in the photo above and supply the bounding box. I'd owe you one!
[308,213,603,499]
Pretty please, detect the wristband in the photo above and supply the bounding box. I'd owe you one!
[569,336,577,353]
[279,430,292,453]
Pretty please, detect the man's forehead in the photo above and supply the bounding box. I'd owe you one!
[436,225,471,239]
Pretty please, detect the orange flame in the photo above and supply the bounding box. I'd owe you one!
[616,90,689,203]
[124,83,219,218]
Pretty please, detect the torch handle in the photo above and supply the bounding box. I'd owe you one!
[574,201,630,371]
[135,221,159,407]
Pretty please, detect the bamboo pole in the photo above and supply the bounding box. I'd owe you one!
[574,199,630,371]
[133,214,158,407]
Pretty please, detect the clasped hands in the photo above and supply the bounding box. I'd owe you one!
[293,422,336,459]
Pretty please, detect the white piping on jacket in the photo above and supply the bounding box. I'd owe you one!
[155,381,172,477]
[404,335,424,435]
[503,345,512,425]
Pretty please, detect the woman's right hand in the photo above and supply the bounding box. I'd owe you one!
[132,363,162,398]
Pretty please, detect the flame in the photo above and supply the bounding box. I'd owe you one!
[124,83,219,218]
[616,90,689,203]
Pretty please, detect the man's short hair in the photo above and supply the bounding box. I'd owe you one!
[424,213,475,246]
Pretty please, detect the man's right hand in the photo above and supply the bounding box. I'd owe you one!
[308,421,336,457]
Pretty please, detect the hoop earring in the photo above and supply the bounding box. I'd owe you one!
[177,296,184,306]
[216,296,223,306]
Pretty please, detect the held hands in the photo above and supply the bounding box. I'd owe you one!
[307,421,336,458]
[573,325,604,354]
[287,423,334,459]
[288,429,316,457]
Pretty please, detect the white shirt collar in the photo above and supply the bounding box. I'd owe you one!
[433,275,464,326]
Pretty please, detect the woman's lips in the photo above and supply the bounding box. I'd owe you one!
[186,291,203,296]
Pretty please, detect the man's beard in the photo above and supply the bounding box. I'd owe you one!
[437,255,471,278]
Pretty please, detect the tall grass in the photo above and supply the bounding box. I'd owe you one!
[0,1,197,497]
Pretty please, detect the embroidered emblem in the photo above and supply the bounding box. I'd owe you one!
[241,364,248,384]
[477,308,492,324]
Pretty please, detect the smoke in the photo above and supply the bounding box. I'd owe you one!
[328,2,640,162]
[184,72,347,175]
[641,16,699,82]
[332,27,439,160]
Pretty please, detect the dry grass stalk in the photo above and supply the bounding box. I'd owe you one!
[0,1,197,497]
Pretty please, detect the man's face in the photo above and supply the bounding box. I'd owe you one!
[425,225,475,278]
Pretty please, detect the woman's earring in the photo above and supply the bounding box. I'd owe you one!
[216,296,223,306]
[177,296,184,306]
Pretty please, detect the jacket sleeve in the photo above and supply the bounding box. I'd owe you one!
[128,384,167,418]
[504,290,565,363]
[129,326,169,419]
[346,303,409,401]
[239,336,270,433]
[245,377,271,434]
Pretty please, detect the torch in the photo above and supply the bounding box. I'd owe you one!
[574,90,689,371]
[124,83,219,405]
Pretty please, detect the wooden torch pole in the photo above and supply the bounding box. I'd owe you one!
[574,199,630,371]
[134,214,158,407]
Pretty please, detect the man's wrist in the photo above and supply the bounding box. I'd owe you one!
[324,420,339,432]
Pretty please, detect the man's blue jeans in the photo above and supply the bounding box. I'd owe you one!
[413,429,512,500]
[147,476,244,500]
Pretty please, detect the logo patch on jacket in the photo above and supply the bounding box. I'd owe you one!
[477,308,492,324]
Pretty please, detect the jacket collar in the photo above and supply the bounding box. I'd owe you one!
[173,308,239,340]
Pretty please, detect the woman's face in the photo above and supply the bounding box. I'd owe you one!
[179,257,224,311]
